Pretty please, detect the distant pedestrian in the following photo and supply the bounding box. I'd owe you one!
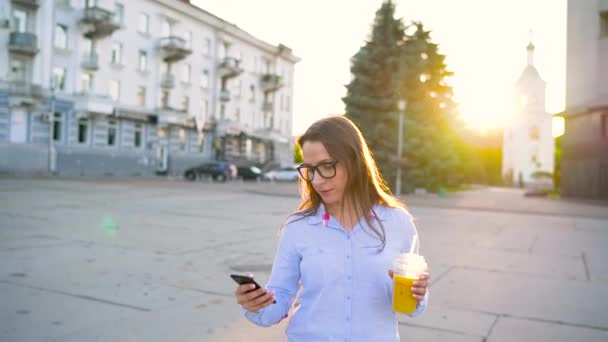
[234,115,430,341]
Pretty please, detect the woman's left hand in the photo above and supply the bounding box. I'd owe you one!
[388,270,430,302]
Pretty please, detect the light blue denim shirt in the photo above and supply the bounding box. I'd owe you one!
[243,203,428,342]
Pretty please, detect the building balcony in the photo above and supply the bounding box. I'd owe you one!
[81,52,99,70]
[219,89,231,102]
[161,73,176,89]
[73,93,114,115]
[260,74,282,93]
[158,36,192,63]
[262,101,274,112]
[12,0,39,10]
[157,106,193,127]
[218,57,243,79]
[0,80,44,108]
[79,6,119,39]
[1,80,44,97]
[8,32,39,56]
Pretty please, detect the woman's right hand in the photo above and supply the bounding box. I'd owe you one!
[235,284,276,312]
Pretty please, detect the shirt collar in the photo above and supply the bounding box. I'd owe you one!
[306,203,386,226]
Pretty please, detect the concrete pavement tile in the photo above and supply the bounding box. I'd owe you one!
[397,305,496,337]
[207,317,288,342]
[583,248,608,282]
[431,268,608,329]
[486,317,608,342]
[0,282,147,342]
[0,242,207,310]
[398,324,484,342]
[533,228,608,257]
[54,291,244,342]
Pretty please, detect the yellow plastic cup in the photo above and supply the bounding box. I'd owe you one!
[392,253,427,314]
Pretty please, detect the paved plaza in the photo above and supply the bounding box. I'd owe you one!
[1,178,607,341]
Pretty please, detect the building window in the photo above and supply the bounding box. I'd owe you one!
[602,114,608,138]
[201,69,209,88]
[185,31,192,49]
[85,0,97,9]
[107,120,117,146]
[161,19,171,37]
[201,99,208,119]
[249,84,255,102]
[81,73,93,93]
[219,42,229,59]
[53,112,62,142]
[12,9,27,33]
[138,13,149,34]
[111,43,122,64]
[286,95,290,111]
[138,50,147,71]
[182,96,189,112]
[197,131,204,152]
[82,38,92,55]
[114,3,124,26]
[109,80,120,101]
[134,123,143,148]
[78,119,88,144]
[136,86,146,106]
[220,104,226,120]
[52,67,66,91]
[182,64,191,83]
[160,61,169,75]
[235,108,241,123]
[54,24,68,49]
[529,125,540,140]
[161,90,169,108]
[204,38,211,55]
[10,59,26,82]
[179,128,186,151]
[601,11,608,37]
[234,80,241,96]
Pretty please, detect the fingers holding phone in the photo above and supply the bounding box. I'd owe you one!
[235,284,276,312]
[231,274,276,312]
[235,284,275,312]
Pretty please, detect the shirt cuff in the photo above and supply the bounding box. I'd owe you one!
[407,290,429,318]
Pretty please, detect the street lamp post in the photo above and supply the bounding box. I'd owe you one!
[396,99,406,196]
[48,80,56,174]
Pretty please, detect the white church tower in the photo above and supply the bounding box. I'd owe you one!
[502,41,554,187]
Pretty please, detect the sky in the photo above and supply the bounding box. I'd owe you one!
[193,0,567,136]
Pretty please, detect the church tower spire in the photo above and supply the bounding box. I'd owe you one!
[527,30,535,66]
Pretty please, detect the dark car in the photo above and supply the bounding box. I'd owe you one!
[237,165,263,181]
[184,161,236,182]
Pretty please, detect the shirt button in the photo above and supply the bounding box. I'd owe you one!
[347,296,351,300]
[346,255,350,259]
[347,276,352,280]
[346,316,350,321]
[346,235,351,240]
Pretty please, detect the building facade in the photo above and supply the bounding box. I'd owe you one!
[502,42,554,187]
[0,0,299,177]
[562,0,608,199]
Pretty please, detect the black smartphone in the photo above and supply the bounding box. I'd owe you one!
[230,274,262,289]
[230,274,276,304]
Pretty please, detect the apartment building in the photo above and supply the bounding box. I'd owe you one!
[0,0,299,176]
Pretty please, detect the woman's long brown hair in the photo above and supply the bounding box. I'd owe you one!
[288,115,408,252]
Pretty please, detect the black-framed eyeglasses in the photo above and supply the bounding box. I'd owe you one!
[296,161,338,182]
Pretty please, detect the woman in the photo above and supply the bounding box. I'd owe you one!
[235,115,430,341]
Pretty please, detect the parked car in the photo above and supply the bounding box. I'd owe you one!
[264,165,300,182]
[237,165,263,181]
[183,161,237,182]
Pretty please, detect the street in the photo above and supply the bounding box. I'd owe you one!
[1,178,607,341]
